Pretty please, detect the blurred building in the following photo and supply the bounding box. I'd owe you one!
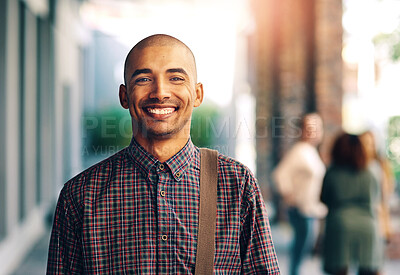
[0,0,86,273]
[249,0,343,201]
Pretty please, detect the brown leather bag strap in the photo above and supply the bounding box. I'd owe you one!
[195,148,218,275]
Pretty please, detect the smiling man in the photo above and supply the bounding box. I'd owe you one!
[47,34,280,274]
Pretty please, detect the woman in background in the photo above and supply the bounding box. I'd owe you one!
[360,130,395,243]
[273,113,327,275]
[321,132,382,275]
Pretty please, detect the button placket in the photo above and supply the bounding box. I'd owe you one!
[158,164,167,199]
[157,164,169,266]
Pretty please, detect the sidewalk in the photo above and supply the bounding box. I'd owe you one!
[10,229,51,275]
[272,222,400,275]
[10,223,400,274]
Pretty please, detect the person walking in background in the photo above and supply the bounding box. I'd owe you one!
[360,130,395,243]
[321,132,383,275]
[273,113,327,275]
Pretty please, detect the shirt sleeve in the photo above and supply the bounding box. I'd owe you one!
[240,174,281,274]
[272,151,294,202]
[273,146,301,206]
[47,186,83,274]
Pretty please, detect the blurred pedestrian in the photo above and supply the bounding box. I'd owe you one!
[321,132,383,275]
[360,130,395,243]
[273,113,327,275]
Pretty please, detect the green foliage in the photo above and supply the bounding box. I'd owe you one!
[392,41,400,61]
[387,116,400,186]
[83,107,132,154]
[373,25,400,62]
[190,102,221,148]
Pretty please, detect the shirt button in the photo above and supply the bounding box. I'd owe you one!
[161,235,168,241]
[175,171,181,178]
[158,164,165,171]
[160,190,165,197]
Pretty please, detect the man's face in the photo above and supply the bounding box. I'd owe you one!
[119,45,203,143]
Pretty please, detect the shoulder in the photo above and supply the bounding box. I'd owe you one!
[70,147,129,183]
[325,165,347,177]
[279,142,311,163]
[326,165,373,180]
[290,141,310,152]
[216,152,266,215]
[360,167,378,182]
[292,142,320,159]
[325,165,337,174]
[217,152,255,180]
[61,148,131,203]
[323,165,344,184]
[216,152,259,199]
[367,160,383,179]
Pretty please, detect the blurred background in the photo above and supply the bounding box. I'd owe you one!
[1,0,400,274]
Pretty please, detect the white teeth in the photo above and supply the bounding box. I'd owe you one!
[147,108,175,115]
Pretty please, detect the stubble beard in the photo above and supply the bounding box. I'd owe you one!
[134,117,191,140]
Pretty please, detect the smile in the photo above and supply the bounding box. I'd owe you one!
[146,107,176,115]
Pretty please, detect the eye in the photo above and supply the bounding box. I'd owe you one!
[170,77,184,82]
[135,77,152,83]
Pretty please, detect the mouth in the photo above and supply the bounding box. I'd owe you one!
[143,106,178,118]
[146,107,175,115]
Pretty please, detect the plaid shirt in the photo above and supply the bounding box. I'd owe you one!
[47,139,280,274]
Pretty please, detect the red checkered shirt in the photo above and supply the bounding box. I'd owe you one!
[47,139,280,274]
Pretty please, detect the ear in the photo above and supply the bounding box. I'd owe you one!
[193,82,204,107]
[119,84,129,109]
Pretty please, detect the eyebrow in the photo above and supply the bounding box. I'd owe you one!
[131,68,152,79]
[166,68,188,76]
[130,67,189,80]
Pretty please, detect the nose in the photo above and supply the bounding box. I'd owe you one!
[149,78,171,101]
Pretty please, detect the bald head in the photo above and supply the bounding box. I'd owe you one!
[123,34,197,85]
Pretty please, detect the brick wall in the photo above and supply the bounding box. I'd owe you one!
[314,0,343,163]
[249,0,343,196]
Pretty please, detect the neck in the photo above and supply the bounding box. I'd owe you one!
[134,134,189,163]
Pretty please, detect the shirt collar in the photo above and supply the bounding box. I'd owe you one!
[165,139,196,181]
[127,138,158,176]
[127,138,197,181]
